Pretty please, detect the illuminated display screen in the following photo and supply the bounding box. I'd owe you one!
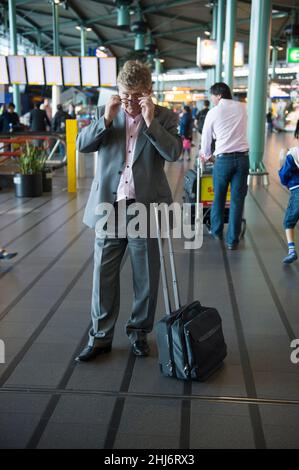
[7,55,27,84]
[25,56,45,85]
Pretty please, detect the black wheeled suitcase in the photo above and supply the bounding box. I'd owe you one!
[154,204,227,381]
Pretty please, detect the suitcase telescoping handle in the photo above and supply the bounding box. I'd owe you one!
[196,156,201,225]
[154,203,181,315]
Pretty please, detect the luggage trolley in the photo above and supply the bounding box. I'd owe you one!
[183,158,246,238]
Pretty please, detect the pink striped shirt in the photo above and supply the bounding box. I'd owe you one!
[116,111,143,202]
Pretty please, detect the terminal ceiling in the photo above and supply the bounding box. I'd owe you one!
[2,0,299,70]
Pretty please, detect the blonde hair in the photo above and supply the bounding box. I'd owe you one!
[117,60,152,90]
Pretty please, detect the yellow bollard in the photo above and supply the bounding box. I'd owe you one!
[66,119,78,193]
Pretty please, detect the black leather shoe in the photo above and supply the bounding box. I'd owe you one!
[131,339,150,357]
[75,344,112,362]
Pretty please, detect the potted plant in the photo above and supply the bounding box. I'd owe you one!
[14,143,47,197]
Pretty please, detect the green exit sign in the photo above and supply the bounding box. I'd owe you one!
[288,48,299,63]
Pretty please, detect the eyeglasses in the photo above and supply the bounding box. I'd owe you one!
[120,95,144,104]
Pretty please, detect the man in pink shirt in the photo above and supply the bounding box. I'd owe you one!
[200,82,249,250]
[76,61,182,362]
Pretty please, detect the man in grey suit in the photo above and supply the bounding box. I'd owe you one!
[76,61,182,362]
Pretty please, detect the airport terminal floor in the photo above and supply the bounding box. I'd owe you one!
[0,132,298,449]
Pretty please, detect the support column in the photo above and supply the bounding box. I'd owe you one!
[8,0,21,114]
[155,59,162,104]
[52,0,60,116]
[80,27,86,57]
[247,0,272,179]
[224,0,237,89]
[52,0,60,55]
[205,3,218,93]
[52,85,61,116]
[271,46,277,80]
[215,0,225,83]
[36,28,42,51]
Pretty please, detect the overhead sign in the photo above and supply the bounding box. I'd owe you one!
[0,55,116,87]
[44,56,63,85]
[7,56,27,84]
[0,56,9,85]
[81,57,99,87]
[197,38,244,68]
[25,56,45,85]
[233,42,244,67]
[196,38,217,67]
[62,57,81,86]
[288,48,299,63]
[99,57,117,87]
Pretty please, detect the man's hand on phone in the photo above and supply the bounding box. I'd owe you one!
[104,95,121,127]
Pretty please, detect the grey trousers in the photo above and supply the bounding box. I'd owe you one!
[88,231,160,347]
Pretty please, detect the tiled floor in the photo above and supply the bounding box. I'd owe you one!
[0,132,299,449]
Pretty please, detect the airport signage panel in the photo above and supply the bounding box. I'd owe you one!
[197,39,244,68]
[25,56,45,85]
[233,42,244,67]
[7,55,27,84]
[99,57,117,87]
[81,57,99,87]
[44,56,63,85]
[288,48,299,63]
[196,39,217,67]
[62,57,81,86]
[0,56,9,85]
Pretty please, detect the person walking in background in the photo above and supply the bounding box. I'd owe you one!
[30,102,51,132]
[279,146,299,264]
[182,136,191,161]
[52,104,71,158]
[191,104,198,121]
[52,104,71,133]
[179,105,193,161]
[179,105,193,141]
[68,103,76,119]
[266,109,274,133]
[195,100,210,136]
[0,103,20,133]
[200,82,249,250]
[43,98,52,122]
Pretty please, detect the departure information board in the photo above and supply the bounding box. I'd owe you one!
[25,56,45,85]
[99,57,117,87]
[0,56,9,85]
[62,57,81,86]
[0,55,118,87]
[81,57,99,87]
[44,56,63,85]
[7,55,27,84]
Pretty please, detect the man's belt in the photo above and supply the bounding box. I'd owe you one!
[216,151,249,158]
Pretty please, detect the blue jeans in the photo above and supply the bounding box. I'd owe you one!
[283,187,299,229]
[211,154,249,245]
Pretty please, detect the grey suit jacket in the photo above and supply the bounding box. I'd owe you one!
[77,105,182,228]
